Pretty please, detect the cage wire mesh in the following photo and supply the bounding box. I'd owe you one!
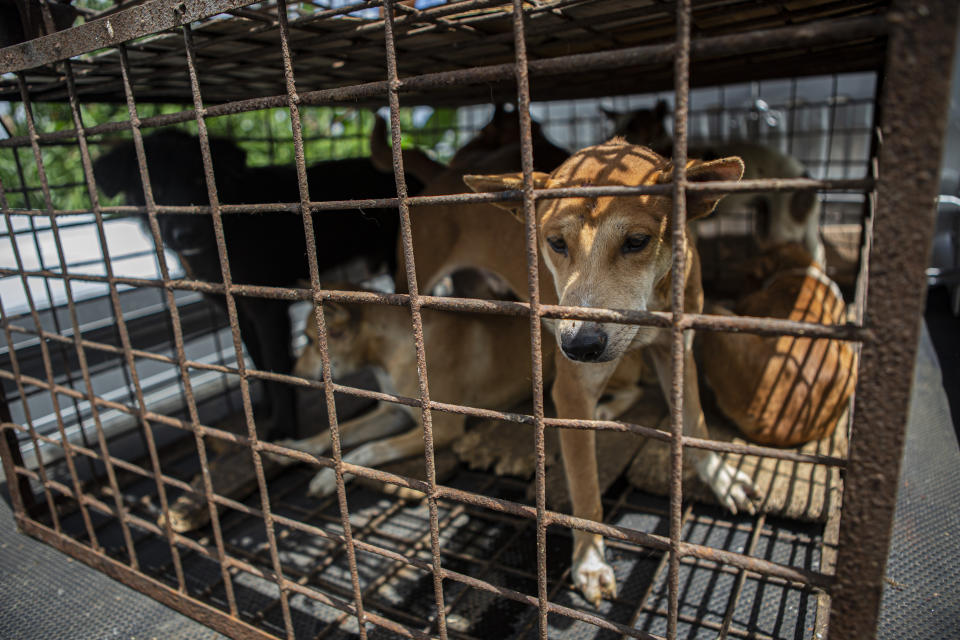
[0,1,955,640]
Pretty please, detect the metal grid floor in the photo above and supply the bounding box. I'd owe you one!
[1,325,956,640]
[40,449,823,640]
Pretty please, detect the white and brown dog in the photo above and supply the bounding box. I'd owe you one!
[603,106,826,265]
[464,139,758,605]
[278,294,647,500]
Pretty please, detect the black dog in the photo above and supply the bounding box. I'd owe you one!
[94,130,423,440]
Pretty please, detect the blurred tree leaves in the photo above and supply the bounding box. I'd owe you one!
[1,102,459,212]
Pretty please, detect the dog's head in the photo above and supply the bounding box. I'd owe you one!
[449,104,567,170]
[602,100,672,155]
[465,139,743,363]
[294,301,364,381]
[93,130,247,257]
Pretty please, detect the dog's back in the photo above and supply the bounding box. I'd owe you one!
[702,243,856,446]
[399,108,570,297]
[94,131,422,284]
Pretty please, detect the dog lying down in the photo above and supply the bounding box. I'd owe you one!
[274,289,646,500]
[702,243,857,447]
[94,130,423,440]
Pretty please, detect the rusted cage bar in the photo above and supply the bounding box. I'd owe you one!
[0,1,956,639]
[666,1,691,637]
[273,0,371,635]
[830,2,958,637]
[381,3,452,638]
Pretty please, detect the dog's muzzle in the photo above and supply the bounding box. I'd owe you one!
[560,323,608,362]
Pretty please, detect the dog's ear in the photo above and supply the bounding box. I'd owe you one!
[789,189,818,224]
[654,99,669,120]
[463,172,550,222]
[658,156,745,220]
[369,114,392,174]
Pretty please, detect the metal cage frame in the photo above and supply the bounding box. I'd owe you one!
[0,1,956,639]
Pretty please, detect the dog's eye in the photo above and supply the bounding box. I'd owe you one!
[622,234,651,254]
[547,236,568,256]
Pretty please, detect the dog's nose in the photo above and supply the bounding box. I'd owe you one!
[561,324,608,362]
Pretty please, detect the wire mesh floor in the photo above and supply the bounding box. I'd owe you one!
[39,440,824,640]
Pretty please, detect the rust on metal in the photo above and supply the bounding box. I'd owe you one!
[273,0,369,635]
[0,265,872,342]
[507,0,551,636]
[0,0,262,73]
[666,1,692,635]
[382,1,450,636]
[0,1,953,639]
[829,1,959,638]
[178,21,295,634]
[0,15,888,147]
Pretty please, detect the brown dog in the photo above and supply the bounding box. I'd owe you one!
[282,300,552,497]
[368,105,570,296]
[278,294,645,498]
[464,139,757,605]
[701,243,857,446]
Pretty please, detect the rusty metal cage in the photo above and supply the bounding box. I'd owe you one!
[0,1,956,639]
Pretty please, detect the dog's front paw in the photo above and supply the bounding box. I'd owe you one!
[572,537,616,607]
[307,468,340,498]
[697,452,759,515]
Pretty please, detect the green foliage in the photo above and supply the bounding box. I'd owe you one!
[1,102,460,212]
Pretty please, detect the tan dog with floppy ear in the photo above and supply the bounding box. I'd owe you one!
[464,139,757,606]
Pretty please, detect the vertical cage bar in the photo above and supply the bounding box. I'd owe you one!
[381,3,449,637]
[19,62,143,569]
[273,0,369,636]
[667,1,692,639]
[0,384,30,518]
[11,75,100,550]
[0,135,97,484]
[508,1,550,638]
[62,57,241,603]
[86,48,246,624]
[830,1,958,637]
[112,47,190,593]
[179,23,294,635]
[0,271,61,531]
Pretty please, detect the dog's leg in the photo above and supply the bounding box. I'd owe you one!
[649,344,758,514]
[595,352,646,421]
[240,298,297,440]
[307,413,464,498]
[274,403,412,464]
[552,353,620,606]
[595,384,643,421]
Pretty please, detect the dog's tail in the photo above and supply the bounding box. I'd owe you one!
[369,113,447,186]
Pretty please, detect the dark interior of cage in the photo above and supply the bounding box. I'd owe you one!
[0,71,872,639]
